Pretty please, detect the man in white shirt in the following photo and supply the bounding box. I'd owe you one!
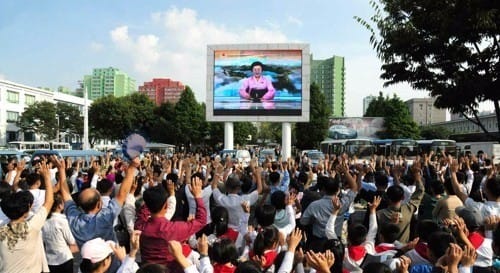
[212,167,263,229]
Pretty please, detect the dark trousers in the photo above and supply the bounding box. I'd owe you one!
[49,259,74,273]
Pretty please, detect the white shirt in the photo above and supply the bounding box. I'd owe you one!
[186,185,213,223]
[42,212,76,265]
[465,198,500,219]
[212,189,259,229]
[28,189,46,219]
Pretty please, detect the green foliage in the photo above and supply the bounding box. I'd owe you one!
[150,102,177,144]
[257,123,282,144]
[89,95,129,141]
[295,84,331,149]
[18,101,57,140]
[234,122,258,146]
[174,86,204,147]
[420,125,452,140]
[365,92,420,139]
[89,93,156,142]
[357,0,500,139]
[56,102,83,137]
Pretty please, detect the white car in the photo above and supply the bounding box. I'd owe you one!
[236,150,251,167]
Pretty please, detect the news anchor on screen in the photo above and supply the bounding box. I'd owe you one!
[239,61,275,102]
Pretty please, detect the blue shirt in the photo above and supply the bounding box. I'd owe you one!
[65,198,121,248]
[300,190,357,238]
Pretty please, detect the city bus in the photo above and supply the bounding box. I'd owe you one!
[373,139,392,157]
[417,139,457,157]
[344,139,375,163]
[50,142,71,150]
[8,141,71,152]
[320,139,346,156]
[144,143,176,158]
[391,139,419,164]
[8,141,50,152]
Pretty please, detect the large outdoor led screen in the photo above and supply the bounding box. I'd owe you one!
[206,44,310,122]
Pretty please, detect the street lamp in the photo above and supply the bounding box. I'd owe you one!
[56,114,60,142]
[56,114,69,142]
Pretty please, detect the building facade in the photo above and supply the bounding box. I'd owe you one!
[311,55,345,117]
[83,67,136,100]
[405,98,446,125]
[0,80,90,146]
[432,113,498,136]
[138,78,185,106]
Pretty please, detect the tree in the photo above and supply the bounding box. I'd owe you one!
[174,86,204,149]
[151,102,177,144]
[234,122,258,146]
[365,92,420,139]
[89,93,156,143]
[357,0,500,141]
[18,101,57,140]
[420,125,452,140]
[257,122,282,144]
[295,84,331,150]
[88,95,130,142]
[56,102,83,141]
[120,93,156,138]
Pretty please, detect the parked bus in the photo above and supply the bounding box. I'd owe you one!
[457,141,500,165]
[344,139,375,162]
[144,143,176,157]
[8,141,50,152]
[373,139,392,157]
[417,139,457,157]
[8,141,71,152]
[320,139,346,156]
[50,142,71,150]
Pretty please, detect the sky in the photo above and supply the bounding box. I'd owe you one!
[0,0,464,117]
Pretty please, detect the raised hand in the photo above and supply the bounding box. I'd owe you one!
[287,228,303,252]
[331,196,341,214]
[397,255,411,273]
[189,176,203,198]
[369,195,382,213]
[197,234,209,256]
[241,201,250,214]
[460,245,477,267]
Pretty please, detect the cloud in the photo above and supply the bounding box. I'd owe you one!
[90,42,104,52]
[110,7,290,100]
[287,15,303,27]
[110,25,160,73]
[0,73,5,80]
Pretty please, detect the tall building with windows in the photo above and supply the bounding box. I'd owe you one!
[405,98,446,125]
[138,78,185,106]
[311,55,345,117]
[0,79,90,145]
[363,95,376,115]
[83,67,136,99]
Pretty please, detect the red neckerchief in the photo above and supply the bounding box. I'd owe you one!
[214,263,236,273]
[348,245,367,261]
[414,242,429,260]
[262,250,278,268]
[220,228,239,242]
[468,232,485,250]
[182,243,192,257]
[375,243,396,253]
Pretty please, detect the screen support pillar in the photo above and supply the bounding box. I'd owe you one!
[224,122,234,150]
[282,122,292,161]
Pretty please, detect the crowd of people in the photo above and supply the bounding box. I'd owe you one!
[0,149,499,273]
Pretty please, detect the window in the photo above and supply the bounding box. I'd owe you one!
[25,94,35,105]
[6,131,18,142]
[7,90,19,103]
[6,111,19,123]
